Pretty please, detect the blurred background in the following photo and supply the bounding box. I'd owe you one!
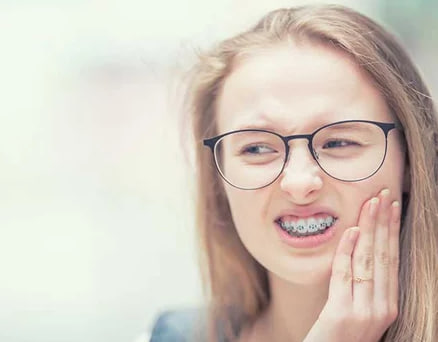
[0,0,436,341]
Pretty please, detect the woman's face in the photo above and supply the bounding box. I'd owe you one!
[215,43,407,285]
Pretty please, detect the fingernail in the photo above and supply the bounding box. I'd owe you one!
[348,227,360,241]
[369,197,379,217]
[381,188,390,196]
[392,201,400,207]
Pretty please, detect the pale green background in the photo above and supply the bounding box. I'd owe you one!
[0,1,435,341]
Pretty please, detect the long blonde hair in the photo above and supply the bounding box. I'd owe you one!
[187,4,438,342]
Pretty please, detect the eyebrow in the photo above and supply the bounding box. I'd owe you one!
[233,113,333,134]
[233,112,293,131]
[322,122,375,134]
[237,122,281,131]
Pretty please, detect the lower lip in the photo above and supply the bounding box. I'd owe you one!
[275,221,337,248]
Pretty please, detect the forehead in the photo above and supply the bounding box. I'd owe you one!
[216,43,392,134]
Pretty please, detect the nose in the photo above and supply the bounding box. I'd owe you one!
[279,142,323,204]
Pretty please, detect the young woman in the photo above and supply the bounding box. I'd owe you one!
[150,4,438,342]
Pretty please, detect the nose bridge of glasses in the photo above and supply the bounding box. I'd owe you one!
[283,134,315,162]
[280,138,321,190]
[281,135,319,180]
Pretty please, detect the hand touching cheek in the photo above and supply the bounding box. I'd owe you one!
[303,189,401,342]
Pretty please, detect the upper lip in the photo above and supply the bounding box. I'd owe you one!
[275,206,338,221]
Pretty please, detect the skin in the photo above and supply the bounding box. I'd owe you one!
[215,43,407,342]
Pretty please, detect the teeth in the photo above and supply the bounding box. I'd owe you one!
[325,217,333,226]
[307,218,318,233]
[279,215,336,237]
[296,219,307,234]
[290,222,297,233]
[318,218,327,230]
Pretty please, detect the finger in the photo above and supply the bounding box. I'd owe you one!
[328,227,360,305]
[388,200,401,312]
[373,189,392,308]
[352,197,378,308]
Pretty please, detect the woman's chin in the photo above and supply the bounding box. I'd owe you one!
[269,263,333,286]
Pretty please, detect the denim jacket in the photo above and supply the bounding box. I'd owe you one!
[149,309,234,342]
[149,309,208,342]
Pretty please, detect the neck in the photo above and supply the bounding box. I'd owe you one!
[253,273,329,342]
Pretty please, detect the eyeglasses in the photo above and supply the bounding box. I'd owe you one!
[203,120,400,190]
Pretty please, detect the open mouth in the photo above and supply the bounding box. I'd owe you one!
[275,215,338,238]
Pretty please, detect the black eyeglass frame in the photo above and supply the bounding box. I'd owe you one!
[203,119,402,190]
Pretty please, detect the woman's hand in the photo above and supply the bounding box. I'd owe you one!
[303,189,401,342]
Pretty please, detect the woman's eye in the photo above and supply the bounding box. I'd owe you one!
[323,139,359,149]
[242,144,275,154]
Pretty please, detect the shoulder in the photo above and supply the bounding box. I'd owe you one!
[149,308,207,342]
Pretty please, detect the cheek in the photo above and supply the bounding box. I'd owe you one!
[354,140,406,200]
[325,139,406,227]
[225,187,271,236]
